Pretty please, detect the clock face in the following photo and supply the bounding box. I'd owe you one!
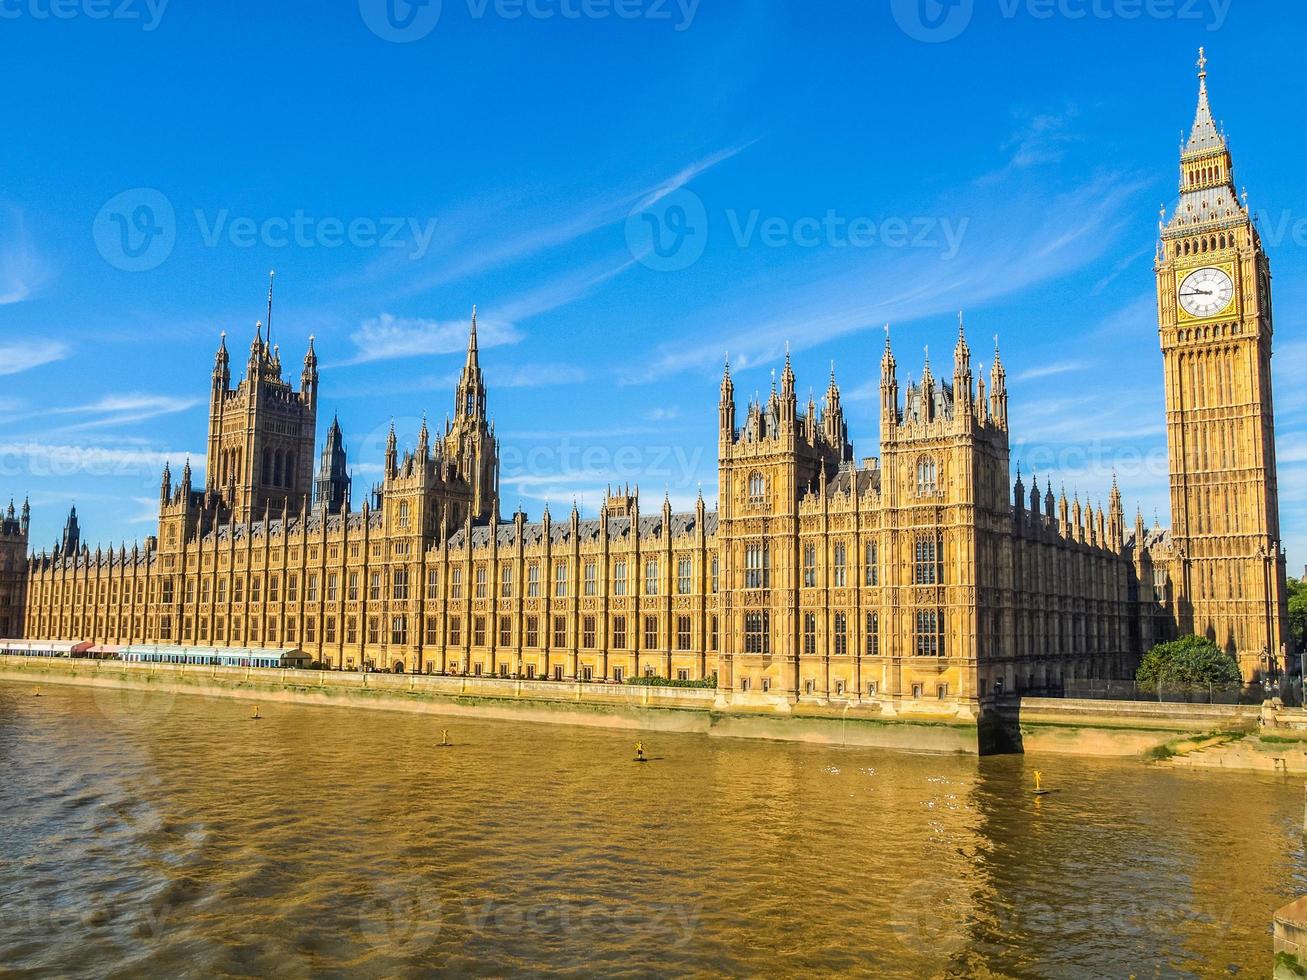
[1178,267,1235,319]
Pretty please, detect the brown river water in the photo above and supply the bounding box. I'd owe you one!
[0,679,1302,978]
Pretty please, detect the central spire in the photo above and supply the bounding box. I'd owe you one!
[1185,46,1224,157]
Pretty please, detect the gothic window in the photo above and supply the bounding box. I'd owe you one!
[555,562,568,598]
[916,456,939,495]
[613,615,627,649]
[645,560,659,596]
[391,615,408,646]
[803,612,816,655]
[613,560,627,596]
[398,500,411,530]
[584,562,597,597]
[711,616,719,652]
[450,568,462,599]
[502,564,514,598]
[427,569,439,600]
[526,616,539,647]
[865,543,878,586]
[913,533,943,585]
[583,615,596,649]
[262,449,272,486]
[499,616,511,646]
[473,616,485,646]
[677,615,692,651]
[553,615,567,647]
[914,609,944,657]
[644,615,658,649]
[745,542,769,589]
[677,558,692,595]
[475,565,487,599]
[833,543,847,587]
[747,472,766,505]
[866,612,879,655]
[528,563,540,598]
[833,613,848,655]
[803,544,816,588]
[370,572,382,601]
[711,557,719,594]
[744,611,770,655]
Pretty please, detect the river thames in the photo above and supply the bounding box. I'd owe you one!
[0,680,1301,977]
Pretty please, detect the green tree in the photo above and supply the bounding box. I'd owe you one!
[1136,634,1243,694]
[1288,578,1306,653]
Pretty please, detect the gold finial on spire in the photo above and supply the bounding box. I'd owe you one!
[1197,46,1207,79]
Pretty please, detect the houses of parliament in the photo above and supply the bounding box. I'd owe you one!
[0,54,1291,709]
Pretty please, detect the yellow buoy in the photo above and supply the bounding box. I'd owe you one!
[441,729,450,747]
[634,741,647,763]
[1033,770,1050,796]
[251,705,261,720]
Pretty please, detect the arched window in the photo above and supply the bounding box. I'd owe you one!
[916,456,938,495]
[747,472,766,505]
[262,449,272,485]
[398,500,411,530]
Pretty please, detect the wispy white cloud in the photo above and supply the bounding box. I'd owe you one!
[499,363,588,388]
[0,207,53,305]
[393,142,756,298]
[335,313,520,368]
[1014,360,1090,383]
[629,171,1149,382]
[51,394,202,431]
[999,106,1083,171]
[0,442,201,479]
[0,340,69,376]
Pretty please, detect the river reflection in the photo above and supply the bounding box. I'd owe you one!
[0,681,1300,977]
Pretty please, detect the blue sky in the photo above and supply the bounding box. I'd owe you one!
[0,0,1303,572]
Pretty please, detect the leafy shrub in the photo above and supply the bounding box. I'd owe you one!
[1136,634,1242,693]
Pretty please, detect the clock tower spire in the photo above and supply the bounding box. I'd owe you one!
[1155,50,1288,683]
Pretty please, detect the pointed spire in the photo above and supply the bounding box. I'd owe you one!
[467,306,479,366]
[1185,46,1224,156]
[265,270,276,350]
[781,342,795,392]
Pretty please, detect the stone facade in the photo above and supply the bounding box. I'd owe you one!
[7,53,1292,702]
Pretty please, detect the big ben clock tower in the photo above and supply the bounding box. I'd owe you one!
[1156,50,1289,682]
